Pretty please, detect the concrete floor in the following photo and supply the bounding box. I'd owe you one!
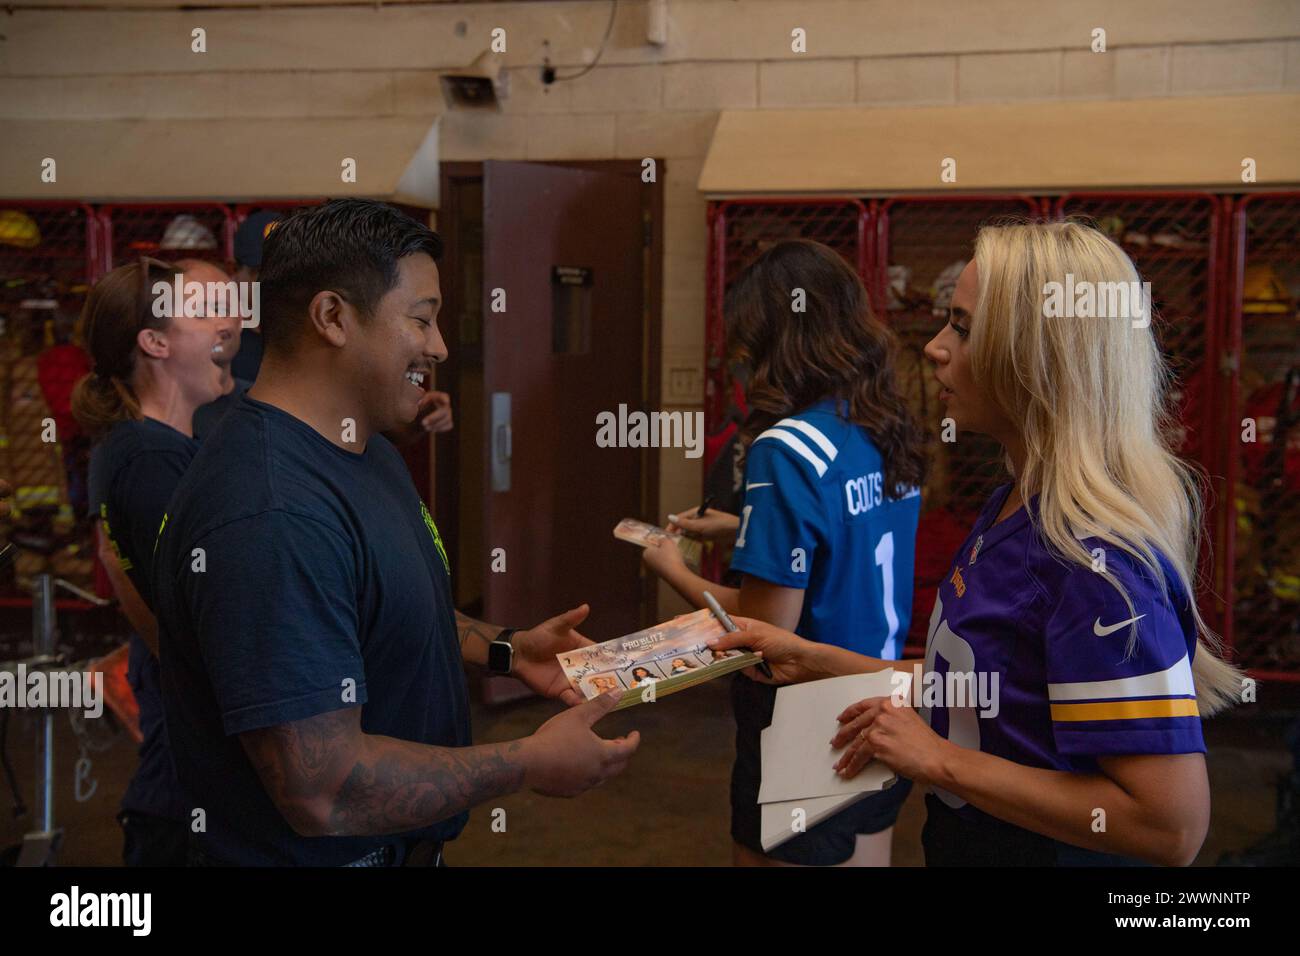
[0,677,1291,866]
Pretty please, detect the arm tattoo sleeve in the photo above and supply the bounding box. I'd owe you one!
[241,707,527,837]
[328,735,526,836]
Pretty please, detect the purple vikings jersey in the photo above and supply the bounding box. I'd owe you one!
[922,485,1206,820]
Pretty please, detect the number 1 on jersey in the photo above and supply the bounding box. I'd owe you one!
[875,531,899,659]
[736,504,753,549]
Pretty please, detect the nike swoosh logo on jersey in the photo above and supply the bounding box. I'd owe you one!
[745,482,774,491]
[1093,613,1146,637]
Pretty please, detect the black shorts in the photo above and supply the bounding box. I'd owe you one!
[119,810,189,867]
[921,794,1148,866]
[730,674,912,866]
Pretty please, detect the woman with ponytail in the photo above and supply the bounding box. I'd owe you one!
[709,221,1241,866]
[74,257,226,866]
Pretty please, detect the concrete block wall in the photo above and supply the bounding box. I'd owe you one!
[2,0,1295,617]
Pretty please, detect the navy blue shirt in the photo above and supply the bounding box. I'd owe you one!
[192,377,251,441]
[88,418,198,821]
[154,395,470,866]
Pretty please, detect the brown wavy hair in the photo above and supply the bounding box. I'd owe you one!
[727,239,927,497]
[70,258,177,439]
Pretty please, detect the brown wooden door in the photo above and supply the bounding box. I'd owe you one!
[481,161,649,643]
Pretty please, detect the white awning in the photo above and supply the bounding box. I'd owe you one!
[699,93,1300,194]
[0,116,441,207]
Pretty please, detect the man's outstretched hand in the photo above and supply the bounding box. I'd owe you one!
[523,690,640,797]
[512,604,597,706]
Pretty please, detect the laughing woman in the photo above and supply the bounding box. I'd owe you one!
[73,258,227,865]
[710,221,1241,866]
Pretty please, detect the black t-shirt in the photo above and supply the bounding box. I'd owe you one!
[89,418,198,821]
[192,377,251,441]
[154,395,471,866]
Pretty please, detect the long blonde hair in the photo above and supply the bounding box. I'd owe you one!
[971,220,1240,716]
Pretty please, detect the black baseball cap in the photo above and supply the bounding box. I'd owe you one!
[233,210,283,268]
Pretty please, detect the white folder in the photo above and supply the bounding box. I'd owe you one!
[758,669,911,852]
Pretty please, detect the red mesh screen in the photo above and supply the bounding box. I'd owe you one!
[704,199,868,444]
[1228,194,1300,677]
[0,202,98,593]
[1056,194,1221,474]
[99,203,234,273]
[878,197,1041,652]
[0,202,95,303]
[1054,193,1225,651]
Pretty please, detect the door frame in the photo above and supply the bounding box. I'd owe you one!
[434,159,665,627]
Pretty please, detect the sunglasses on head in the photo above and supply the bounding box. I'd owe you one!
[137,255,177,320]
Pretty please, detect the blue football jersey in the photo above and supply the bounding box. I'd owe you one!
[729,400,921,659]
[922,485,1207,820]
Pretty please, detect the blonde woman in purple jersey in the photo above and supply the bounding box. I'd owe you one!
[711,221,1241,867]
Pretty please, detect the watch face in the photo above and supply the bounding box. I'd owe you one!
[489,640,512,674]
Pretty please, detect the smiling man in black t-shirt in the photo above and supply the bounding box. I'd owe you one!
[154,200,639,866]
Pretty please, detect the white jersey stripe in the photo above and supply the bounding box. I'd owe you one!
[1047,653,1195,702]
[753,428,828,477]
[775,418,839,462]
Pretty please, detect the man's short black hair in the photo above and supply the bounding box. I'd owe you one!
[258,199,443,354]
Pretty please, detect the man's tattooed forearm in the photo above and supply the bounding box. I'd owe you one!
[243,709,528,837]
[327,737,526,836]
[455,611,501,650]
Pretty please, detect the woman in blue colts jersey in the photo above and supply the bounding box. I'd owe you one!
[644,239,927,866]
[72,258,228,865]
[710,221,1242,867]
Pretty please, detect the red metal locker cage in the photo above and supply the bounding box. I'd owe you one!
[704,198,870,446]
[0,203,99,345]
[0,201,99,294]
[1054,192,1224,474]
[875,195,1043,653]
[1054,192,1227,646]
[98,202,235,277]
[0,197,98,321]
[0,202,101,596]
[1225,192,1300,681]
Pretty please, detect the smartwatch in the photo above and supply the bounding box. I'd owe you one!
[488,627,520,675]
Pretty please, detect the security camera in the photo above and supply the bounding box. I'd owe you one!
[440,49,510,110]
